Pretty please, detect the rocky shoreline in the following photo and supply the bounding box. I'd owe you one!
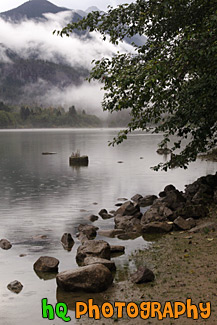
[1,173,217,320]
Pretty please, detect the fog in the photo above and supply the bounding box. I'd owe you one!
[0,11,133,115]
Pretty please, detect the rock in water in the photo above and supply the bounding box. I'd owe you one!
[61,233,74,250]
[0,239,12,250]
[76,240,111,265]
[33,256,59,272]
[56,264,113,293]
[7,280,23,294]
[131,267,155,284]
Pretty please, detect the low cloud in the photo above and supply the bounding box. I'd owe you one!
[0,11,132,115]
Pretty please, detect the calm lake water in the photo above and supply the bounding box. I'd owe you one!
[0,128,216,324]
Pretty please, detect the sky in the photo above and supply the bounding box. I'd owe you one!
[0,0,135,13]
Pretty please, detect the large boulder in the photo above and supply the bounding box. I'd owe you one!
[142,222,173,234]
[0,239,12,250]
[56,264,113,293]
[83,257,116,272]
[76,240,111,265]
[33,256,59,272]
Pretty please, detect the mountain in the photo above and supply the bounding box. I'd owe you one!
[0,0,69,21]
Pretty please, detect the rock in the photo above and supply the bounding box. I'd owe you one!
[115,203,123,207]
[77,224,98,241]
[76,240,111,265]
[56,264,113,293]
[114,214,142,232]
[131,194,143,202]
[115,201,140,216]
[0,239,12,250]
[141,200,173,225]
[19,254,27,257]
[83,257,116,272]
[142,222,173,234]
[214,190,217,204]
[138,195,158,207]
[175,204,208,219]
[156,148,172,154]
[173,217,196,230]
[117,198,128,201]
[110,245,125,253]
[100,213,114,220]
[87,214,99,222]
[98,229,125,238]
[7,280,23,294]
[164,184,176,192]
[61,233,74,249]
[188,222,216,233]
[99,209,108,217]
[131,267,155,284]
[33,256,59,272]
[162,189,186,210]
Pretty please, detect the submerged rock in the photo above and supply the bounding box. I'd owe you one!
[33,256,59,272]
[7,280,23,294]
[56,264,113,293]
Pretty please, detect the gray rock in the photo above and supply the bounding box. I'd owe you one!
[33,256,59,272]
[76,240,111,265]
[142,222,173,234]
[83,257,116,271]
[0,239,12,250]
[56,264,113,293]
[61,233,74,249]
[7,280,23,294]
[131,267,155,284]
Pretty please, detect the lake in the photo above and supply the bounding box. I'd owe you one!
[0,128,216,324]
